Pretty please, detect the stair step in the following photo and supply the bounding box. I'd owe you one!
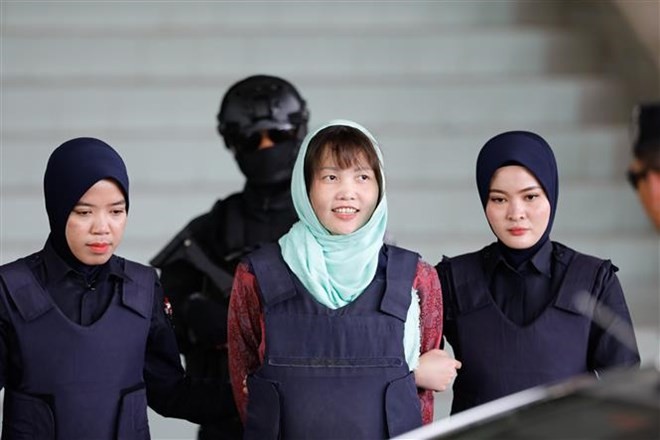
[3,28,599,78]
[4,2,564,31]
[3,77,628,134]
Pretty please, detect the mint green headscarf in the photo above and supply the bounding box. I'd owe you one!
[279,119,388,309]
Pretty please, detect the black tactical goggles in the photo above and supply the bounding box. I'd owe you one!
[232,128,297,152]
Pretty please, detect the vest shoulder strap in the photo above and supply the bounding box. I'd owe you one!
[0,258,53,322]
[381,245,419,321]
[247,243,296,308]
[445,250,491,315]
[122,260,155,318]
[553,247,606,316]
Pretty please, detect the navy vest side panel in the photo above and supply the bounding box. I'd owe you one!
[245,243,422,440]
[0,258,153,440]
[448,247,602,414]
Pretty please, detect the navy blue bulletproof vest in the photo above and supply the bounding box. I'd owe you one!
[447,247,604,414]
[244,244,423,440]
[0,256,154,440]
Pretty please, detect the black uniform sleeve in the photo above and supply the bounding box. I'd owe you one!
[587,261,641,373]
[144,280,237,423]
[158,259,204,353]
[0,281,10,391]
[435,257,457,350]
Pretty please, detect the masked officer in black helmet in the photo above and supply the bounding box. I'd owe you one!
[151,75,309,439]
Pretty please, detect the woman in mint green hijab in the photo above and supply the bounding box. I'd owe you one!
[228,120,458,439]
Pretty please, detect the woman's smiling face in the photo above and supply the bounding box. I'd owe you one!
[309,149,379,235]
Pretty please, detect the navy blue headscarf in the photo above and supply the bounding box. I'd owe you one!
[476,131,558,267]
[43,137,129,273]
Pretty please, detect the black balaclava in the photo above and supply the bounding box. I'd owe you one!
[236,138,300,188]
[43,137,129,275]
[476,131,559,268]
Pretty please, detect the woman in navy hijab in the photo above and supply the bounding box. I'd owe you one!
[0,138,233,439]
[434,130,640,414]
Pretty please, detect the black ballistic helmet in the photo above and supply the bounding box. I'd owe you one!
[217,75,309,153]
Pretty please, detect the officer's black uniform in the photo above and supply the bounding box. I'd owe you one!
[151,75,308,440]
[0,137,232,439]
[436,130,640,415]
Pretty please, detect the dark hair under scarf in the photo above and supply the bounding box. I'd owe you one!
[43,137,129,273]
[476,130,558,267]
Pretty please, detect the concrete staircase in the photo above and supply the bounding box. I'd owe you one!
[1,1,658,435]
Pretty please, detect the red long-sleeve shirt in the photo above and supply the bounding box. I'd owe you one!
[227,259,443,425]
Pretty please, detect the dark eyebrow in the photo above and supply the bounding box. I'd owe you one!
[489,185,541,195]
[74,199,126,208]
